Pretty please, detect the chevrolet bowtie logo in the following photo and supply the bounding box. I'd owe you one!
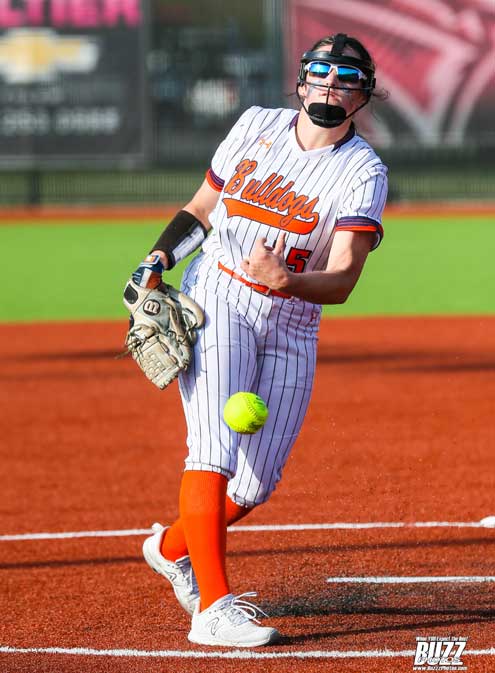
[0,28,99,83]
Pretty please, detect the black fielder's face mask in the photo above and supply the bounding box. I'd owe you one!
[303,75,355,128]
[297,34,376,129]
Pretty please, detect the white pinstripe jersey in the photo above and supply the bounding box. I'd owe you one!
[203,105,388,277]
[179,106,388,503]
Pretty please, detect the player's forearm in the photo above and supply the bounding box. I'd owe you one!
[280,269,359,305]
[148,178,217,270]
[181,201,213,232]
[150,209,208,270]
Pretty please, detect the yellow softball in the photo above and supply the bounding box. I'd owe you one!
[223,392,269,434]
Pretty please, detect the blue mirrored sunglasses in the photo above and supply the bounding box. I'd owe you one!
[305,61,366,83]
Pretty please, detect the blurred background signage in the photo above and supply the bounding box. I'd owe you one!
[287,0,495,148]
[0,0,493,202]
[0,0,148,166]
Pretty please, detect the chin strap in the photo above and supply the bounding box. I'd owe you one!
[296,84,371,129]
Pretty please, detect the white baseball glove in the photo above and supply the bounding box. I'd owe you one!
[123,279,204,390]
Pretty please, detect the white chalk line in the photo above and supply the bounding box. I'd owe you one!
[3,523,494,664]
[1,519,495,542]
[0,528,152,541]
[0,645,494,660]
[327,576,495,584]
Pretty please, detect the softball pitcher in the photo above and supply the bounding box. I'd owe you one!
[131,33,388,647]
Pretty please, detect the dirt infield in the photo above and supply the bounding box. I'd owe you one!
[1,316,494,672]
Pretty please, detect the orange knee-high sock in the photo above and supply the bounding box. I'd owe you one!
[161,494,252,562]
[179,470,230,610]
[225,496,252,525]
[160,518,189,561]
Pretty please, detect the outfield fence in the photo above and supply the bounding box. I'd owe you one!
[1,165,494,207]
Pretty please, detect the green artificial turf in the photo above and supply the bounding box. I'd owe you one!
[0,214,493,322]
[331,214,495,317]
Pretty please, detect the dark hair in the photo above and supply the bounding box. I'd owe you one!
[310,34,388,101]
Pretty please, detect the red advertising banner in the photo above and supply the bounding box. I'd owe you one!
[287,0,495,148]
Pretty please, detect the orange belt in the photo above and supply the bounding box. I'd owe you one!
[218,261,291,299]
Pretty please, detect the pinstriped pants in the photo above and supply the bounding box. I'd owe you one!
[178,265,319,507]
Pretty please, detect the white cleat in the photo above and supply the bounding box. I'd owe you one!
[142,522,199,615]
[188,592,280,647]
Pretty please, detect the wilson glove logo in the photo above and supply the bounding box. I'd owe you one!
[0,28,99,83]
[143,300,161,316]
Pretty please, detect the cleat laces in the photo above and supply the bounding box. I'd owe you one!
[224,592,269,626]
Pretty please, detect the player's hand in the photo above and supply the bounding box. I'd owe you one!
[131,253,166,289]
[240,233,291,291]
